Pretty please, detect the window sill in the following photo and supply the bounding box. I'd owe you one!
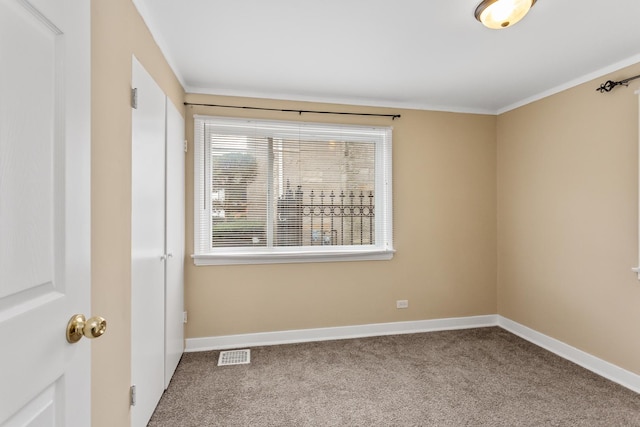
[192,248,395,266]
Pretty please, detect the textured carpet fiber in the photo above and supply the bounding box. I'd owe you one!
[148,327,640,426]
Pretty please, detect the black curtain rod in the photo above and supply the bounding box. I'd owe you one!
[596,73,640,93]
[184,102,401,120]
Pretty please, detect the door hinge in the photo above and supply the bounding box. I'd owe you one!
[130,385,137,406]
[131,88,138,109]
[184,140,188,153]
[183,311,188,324]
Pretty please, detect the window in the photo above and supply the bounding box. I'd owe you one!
[193,115,394,265]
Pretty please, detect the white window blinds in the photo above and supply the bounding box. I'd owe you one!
[193,115,394,265]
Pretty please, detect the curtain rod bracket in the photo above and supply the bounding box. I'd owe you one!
[596,74,640,93]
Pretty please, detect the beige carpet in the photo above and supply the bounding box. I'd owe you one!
[148,327,640,426]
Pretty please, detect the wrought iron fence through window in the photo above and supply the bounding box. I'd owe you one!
[277,184,375,247]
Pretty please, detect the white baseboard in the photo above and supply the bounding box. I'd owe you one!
[185,314,499,352]
[498,316,640,394]
[184,314,640,395]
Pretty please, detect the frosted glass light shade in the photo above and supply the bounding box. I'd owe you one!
[475,0,537,29]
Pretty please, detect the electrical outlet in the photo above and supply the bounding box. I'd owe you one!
[396,300,409,309]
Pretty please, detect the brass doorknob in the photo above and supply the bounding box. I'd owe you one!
[66,314,107,343]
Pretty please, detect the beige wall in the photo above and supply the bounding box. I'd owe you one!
[91,0,184,425]
[497,64,640,374]
[184,94,498,338]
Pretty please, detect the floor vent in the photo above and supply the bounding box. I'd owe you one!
[218,349,251,366]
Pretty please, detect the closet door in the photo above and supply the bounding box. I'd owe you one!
[131,57,166,427]
[164,98,185,387]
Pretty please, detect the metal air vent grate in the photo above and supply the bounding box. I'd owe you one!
[218,349,251,366]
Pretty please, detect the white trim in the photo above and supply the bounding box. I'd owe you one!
[192,249,395,266]
[185,86,496,116]
[186,314,640,395]
[130,0,187,89]
[634,90,640,280]
[187,52,640,116]
[498,316,640,394]
[498,53,640,114]
[185,315,499,352]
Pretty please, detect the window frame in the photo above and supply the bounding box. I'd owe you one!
[192,115,394,265]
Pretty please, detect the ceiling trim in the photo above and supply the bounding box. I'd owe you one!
[184,85,497,116]
[131,0,187,89]
[497,52,640,115]
[188,50,640,117]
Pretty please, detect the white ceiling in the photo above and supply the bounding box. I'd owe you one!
[133,0,640,114]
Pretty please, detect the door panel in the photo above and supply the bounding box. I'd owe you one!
[0,0,90,425]
[0,0,58,299]
[131,57,166,427]
[3,385,56,427]
[164,99,185,387]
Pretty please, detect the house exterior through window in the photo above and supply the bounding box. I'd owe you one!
[193,115,394,265]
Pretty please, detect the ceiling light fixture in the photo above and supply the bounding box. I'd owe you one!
[475,0,537,29]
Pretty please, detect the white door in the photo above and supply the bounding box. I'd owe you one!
[131,57,166,427]
[0,0,92,426]
[164,99,185,387]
